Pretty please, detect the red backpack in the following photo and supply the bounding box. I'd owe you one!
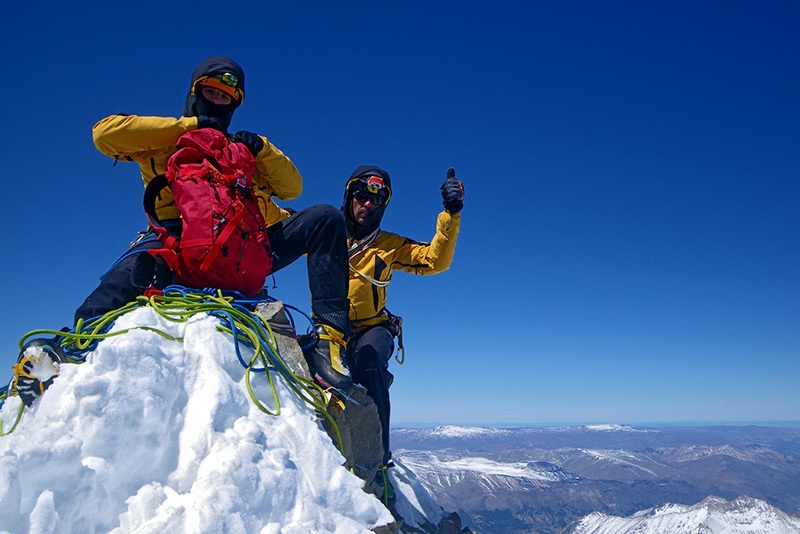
[143,128,273,296]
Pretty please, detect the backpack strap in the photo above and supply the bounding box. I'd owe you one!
[143,173,179,250]
[199,205,246,272]
[143,173,180,272]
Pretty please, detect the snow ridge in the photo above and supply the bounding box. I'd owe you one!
[0,307,394,533]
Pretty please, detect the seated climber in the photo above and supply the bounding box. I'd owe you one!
[13,56,353,406]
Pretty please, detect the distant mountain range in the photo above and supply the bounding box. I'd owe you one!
[391,425,800,534]
[564,495,800,533]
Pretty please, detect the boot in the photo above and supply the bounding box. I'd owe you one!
[310,322,354,395]
[12,338,65,407]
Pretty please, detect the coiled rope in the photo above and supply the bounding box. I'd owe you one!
[1,287,342,452]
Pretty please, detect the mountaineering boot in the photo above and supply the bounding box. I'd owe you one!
[12,338,65,407]
[310,322,354,395]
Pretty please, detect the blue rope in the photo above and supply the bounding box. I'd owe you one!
[3,285,317,409]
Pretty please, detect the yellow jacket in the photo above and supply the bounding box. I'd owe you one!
[92,114,302,225]
[347,210,460,328]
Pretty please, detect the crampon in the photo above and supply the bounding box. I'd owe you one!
[12,339,65,407]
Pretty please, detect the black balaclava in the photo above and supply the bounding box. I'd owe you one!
[182,56,245,132]
[341,165,392,240]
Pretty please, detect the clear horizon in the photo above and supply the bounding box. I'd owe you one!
[392,420,800,429]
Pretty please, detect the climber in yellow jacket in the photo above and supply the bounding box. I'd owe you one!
[340,165,464,503]
[76,57,353,394]
[92,114,300,227]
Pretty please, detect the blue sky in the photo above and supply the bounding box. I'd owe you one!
[1,1,798,426]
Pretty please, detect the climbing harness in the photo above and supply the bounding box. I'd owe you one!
[347,231,406,365]
[384,309,405,365]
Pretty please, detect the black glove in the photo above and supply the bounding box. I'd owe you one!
[441,168,464,214]
[197,116,228,135]
[231,131,265,157]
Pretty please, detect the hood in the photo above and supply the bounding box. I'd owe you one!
[341,165,392,240]
[182,56,245,132]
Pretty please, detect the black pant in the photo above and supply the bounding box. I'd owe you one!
[74,223,180,322]
[266,204,349,330]
[75,204,349,330]
[348,324,395,465]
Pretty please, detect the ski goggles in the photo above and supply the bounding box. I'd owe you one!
[192,72,244,103]
[352,188,388,206]
[349,175,391,206]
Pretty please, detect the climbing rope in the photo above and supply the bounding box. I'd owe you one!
[1,287,343,452]
[376,462,396,507]
[0,387,23,436]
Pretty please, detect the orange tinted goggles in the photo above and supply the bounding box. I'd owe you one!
[193,73,244,103]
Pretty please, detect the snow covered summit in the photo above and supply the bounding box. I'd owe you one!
[0,303,452,533]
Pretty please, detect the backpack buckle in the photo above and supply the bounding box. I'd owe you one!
[235,171,248,190]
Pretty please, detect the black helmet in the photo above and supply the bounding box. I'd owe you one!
[183,56,245,132]
[341,165,392,239]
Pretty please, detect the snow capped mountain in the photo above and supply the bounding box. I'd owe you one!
[424,426,512,439]
[3,301,799,534]
[655,444,788,465]
[0,304,463,533]
[564,495,800,534]
[582,424,646,432]
[392,425,800,533]
[397,449,575,489]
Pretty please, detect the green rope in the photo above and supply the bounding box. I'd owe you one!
[378,463,395,507]
[6,289,344,453]
[19,296,183,362]
[0,399,23,437]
